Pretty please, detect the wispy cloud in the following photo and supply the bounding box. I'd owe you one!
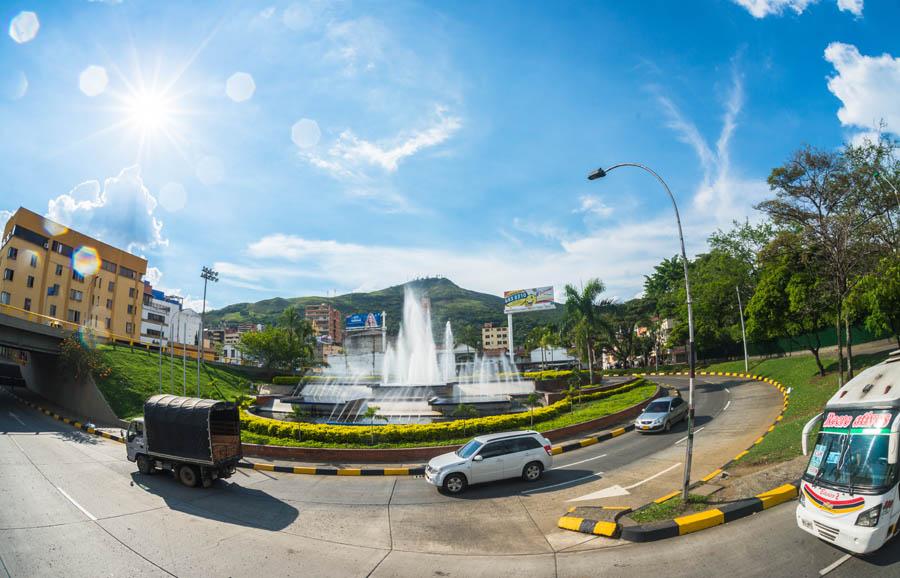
[574,194,614,218]
[731,0,863,18]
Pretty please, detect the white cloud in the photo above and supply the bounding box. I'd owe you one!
[837,0,863,16]
[144,266,163,286]
[824,43,900,136]
[324,17,388,76]
[732,0,864,17]
[310,106,461,174]
[575,195,614,218]
[657,67,768,225]
[46,165,167,252]
[0,210,13,232]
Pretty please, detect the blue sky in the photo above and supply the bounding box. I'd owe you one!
[0,0,897,311]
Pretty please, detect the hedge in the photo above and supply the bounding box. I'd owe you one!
[242,378,651,445]
[272,376,302,385]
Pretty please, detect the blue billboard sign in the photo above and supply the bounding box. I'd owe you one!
[345,312,383,331]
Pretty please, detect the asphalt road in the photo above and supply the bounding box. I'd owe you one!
[2,379,895,577]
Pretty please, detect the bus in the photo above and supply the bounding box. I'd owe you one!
[797,349,900,554]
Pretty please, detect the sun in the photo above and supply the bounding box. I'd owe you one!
[126,91,173,133]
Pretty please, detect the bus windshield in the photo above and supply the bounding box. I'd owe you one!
[805,431,892,490]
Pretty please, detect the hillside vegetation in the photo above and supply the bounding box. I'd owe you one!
[204,277,563,339]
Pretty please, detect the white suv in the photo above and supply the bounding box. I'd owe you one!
[424,430,553,494]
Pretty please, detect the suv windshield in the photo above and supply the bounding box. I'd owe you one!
[456,440,483,458]
[644,401,670,414]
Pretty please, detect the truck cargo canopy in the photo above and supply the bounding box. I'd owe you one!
[144,395,239,463]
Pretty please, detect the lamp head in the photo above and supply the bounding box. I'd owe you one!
[587,167,607,180]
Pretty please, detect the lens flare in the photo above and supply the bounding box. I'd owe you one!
[72,246,101,276]
[42,218,68,237]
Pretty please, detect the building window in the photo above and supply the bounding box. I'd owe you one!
[126,322,134,334]
[72,270,84,282]
[49,304,57,317]
[48,284,60,296]
[148,312,166,323]
[120,266,137,280]
[30,254,37,267]
[101,260,117,274]
[105,318,111,329]
[108,280,115,291]
[129,287,136,298]
[67,309,80,323]
[0,292,9,305]
[70,289,83,302]
[23,298,31,311]
[3,269,13,281]
[106,298,112,309]
[26,275,34,288]
[6,247,17,260]
[127,304,135,314]
[55,264,63,275]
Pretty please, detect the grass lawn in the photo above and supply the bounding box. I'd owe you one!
[629,494,710,524]
[94,345,256,419]
[242,382,658,449]
[703,350,891,466]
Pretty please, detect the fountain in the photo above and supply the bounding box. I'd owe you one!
[259,286,536,425]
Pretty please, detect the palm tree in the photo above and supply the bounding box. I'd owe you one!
[525,392,541,427]
[363,405,381,445]
[563,279,613,385]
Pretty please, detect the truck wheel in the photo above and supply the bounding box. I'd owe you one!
[177,465,199,488]
[136,454,153,475]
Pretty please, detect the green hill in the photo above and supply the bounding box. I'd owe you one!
[205,277,563,341]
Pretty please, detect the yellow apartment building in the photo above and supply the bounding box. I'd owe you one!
[0,207,147,339]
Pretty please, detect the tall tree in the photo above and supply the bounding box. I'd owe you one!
[563,279,611,384]
[760,145,887,383]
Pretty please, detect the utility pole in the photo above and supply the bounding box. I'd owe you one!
[736,286,749,372]
[198,266,218,397]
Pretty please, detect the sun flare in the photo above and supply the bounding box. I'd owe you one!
[126,91,172,133]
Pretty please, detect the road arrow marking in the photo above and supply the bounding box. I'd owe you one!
[568,484,630,502]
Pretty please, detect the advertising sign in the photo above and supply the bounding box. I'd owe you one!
[345,312,383,331]
[504,286,555,314]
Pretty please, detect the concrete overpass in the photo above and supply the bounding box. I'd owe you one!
[0,311,66,355]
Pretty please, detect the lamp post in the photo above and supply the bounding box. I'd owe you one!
[588,162,697,500]
[736,286,749,372]
[198,266,218,397]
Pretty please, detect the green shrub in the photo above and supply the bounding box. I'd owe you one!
[272,376,302,385]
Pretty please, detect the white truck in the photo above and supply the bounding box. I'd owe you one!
[126,395,242,488]
[797,349,900,554]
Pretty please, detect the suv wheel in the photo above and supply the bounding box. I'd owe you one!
[442,473,467,494]
[522,461,544,482]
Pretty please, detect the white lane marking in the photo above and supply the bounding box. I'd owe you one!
[675,427,705,445]
[55,486,96,521]
[7,412,25,426]
[568,484,629,502]
[550,453,607,471]
[818,554,852,576]
[623,463,682,490]
[521,473,601,494]
[723,400,731,412]
[725,387,731,394]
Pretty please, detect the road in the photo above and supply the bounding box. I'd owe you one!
[1,378,896,577]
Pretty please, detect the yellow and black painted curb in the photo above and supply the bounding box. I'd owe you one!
[9,392,126,443]
[558,506,631,538]
[619,482,799,542]
[550,425,631,456]
[235,462,426,476]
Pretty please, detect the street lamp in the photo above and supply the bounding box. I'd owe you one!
[197,266,218,397]
[736,286,749,372]
[588,162,697,501]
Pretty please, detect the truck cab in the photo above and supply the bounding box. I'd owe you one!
[797,350,900,554]
[125,418,146,462]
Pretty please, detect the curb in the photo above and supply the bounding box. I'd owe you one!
[235,462,425,476]
[558,506,631,538]
[551,425,631,455]
[9,392,126,443]
[619,482,799,542]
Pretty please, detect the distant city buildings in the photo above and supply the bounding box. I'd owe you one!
[482,322,509,356]
[305,303,343,345]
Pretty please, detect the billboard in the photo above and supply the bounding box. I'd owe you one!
[504,286,555,314]
[345,312,383,331]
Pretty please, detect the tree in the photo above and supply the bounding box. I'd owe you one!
[708,219,776,281]
[746,233,831,375]
[848,257,900,347]
[363,405,382,445]
[760,145,888,382]
[563,279,612,385]
[238,324,316,371]
[525,392,541,427]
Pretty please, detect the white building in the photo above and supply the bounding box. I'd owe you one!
[529,347,577,364]
[139,283,201,348]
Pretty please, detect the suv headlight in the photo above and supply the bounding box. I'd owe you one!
[855,505,882,527]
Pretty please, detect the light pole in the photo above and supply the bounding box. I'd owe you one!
[588,163,697,500]
[736,286,749,372]
[198,266,218,397]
